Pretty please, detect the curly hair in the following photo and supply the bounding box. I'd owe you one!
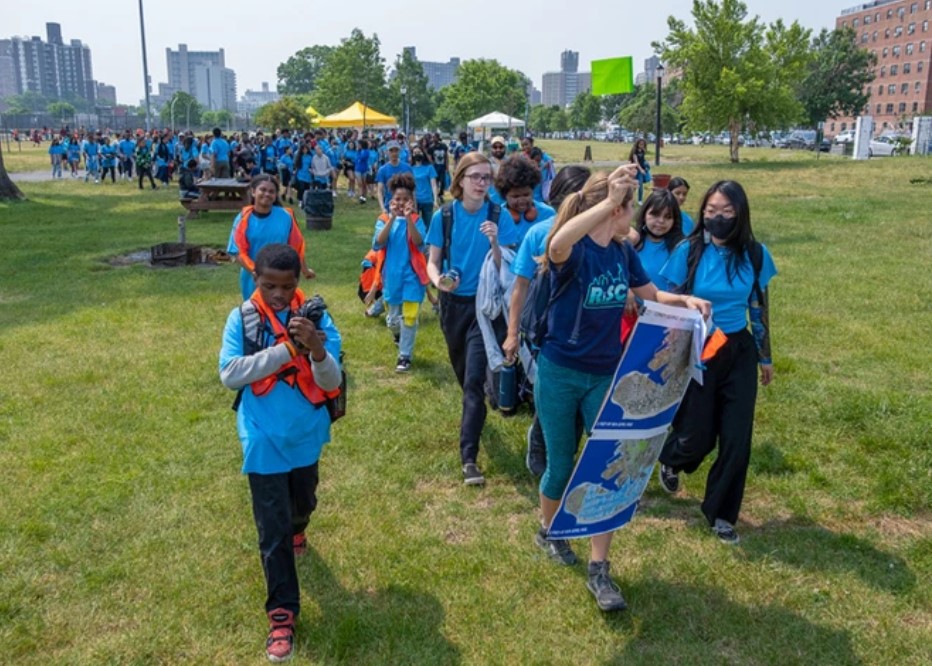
[493,155,541,197]
[387,172,415,194]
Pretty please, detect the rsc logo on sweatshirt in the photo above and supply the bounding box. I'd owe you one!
[584,265,630,309]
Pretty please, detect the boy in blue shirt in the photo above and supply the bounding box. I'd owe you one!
[375,141,414,215]
[219,244,343,663]
[210,127,232,178]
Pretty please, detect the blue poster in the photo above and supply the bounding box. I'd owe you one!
[548,302,702,539]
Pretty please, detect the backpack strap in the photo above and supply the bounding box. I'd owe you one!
[232,300,266,411]
[748,241,765,305]
[681,236,705,295]
[440,202,455,272]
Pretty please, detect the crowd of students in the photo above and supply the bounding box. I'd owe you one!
[217,131,776,660]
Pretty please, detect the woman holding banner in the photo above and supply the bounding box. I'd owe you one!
[534,165,709,612]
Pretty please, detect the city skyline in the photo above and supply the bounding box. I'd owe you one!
[5,1,844,106]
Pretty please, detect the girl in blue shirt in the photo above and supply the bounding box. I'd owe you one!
[535,166,709,612]
[278,147,295,205]
[668,176,695,235]
[342,140,358,199]
[353,139,371,204]
[633,188,684,289]
[293,144,313,204]
[657,180,777,546]
[66,137,81,177]
[628,138,651,205]
[410,148,439,221]
[48,138,65,178]
[494,154,556,246]
[99,138,118,183]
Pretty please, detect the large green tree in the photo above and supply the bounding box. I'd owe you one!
[436,59,527,126]
[276,45,334,95]
[254,97,313,130]
[201,109,233,129]
[569,92,602,130]
[615,84,681,136]
[6,91,49,114]
[798,26,877,128]
[159,91,203,129]
[312,29,387,115]
[387,49,435,133]
[655,0,810,161]
[47,102,76,119]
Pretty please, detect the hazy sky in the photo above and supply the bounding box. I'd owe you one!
[7,0,847,105]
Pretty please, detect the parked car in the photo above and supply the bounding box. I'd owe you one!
[834,129,856,144]
[868,136,897,157]
[819,139,831,152]
[785,130,817,150]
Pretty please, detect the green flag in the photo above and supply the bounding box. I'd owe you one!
[591,57,634,96]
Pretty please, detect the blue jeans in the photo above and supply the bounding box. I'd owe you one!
[636,169,651,202]
[535,353,612,500]
[387,302,419,358]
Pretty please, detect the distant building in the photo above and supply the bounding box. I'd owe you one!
[635,56,662,86]
[238,81,279,114]
[96,82,116,107]
[542,50,591,107]
[403,46,460,90]
[831,0,932,136]
[3,23,96,105]
[528,83,542,107]
[159,44,237,112]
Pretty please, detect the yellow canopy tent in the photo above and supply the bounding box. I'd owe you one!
[305,106,323,125]
[318,101,397,128]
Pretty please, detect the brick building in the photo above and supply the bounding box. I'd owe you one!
[830,0,932,136]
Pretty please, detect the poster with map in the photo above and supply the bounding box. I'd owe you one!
[548,302,704,539]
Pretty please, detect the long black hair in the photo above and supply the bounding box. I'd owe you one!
[547,165,591,209]
[634,189,683,252]
[693,180,755,282]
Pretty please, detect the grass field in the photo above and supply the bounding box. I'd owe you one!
[1,142,930,664]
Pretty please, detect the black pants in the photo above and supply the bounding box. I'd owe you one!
[247,463,319,614]
[295,180,310,204]
[439,293,488,464]
[121,157,134,178]
[101,166,116,182]
[659,329,758,526]
[138,167,156,189]
[435,168,447,195]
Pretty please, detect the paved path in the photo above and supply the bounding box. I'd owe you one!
[10,170,59,182]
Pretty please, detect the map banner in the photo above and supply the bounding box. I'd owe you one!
[548,302,704,540]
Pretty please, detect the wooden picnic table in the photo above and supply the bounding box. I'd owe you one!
[180,178,250,219]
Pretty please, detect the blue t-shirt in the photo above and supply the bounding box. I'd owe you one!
[681,211,695,236]
[219,306,341,475]
[295,153,313,183]
[372,215,428,304]
[100,145,117,167]
[511,218,555,280]
[499,202,556,247]
[412,164,437,203]
[48,144,65,156]
[636,239,675,290]
[82,141,99,157]
[376,162,414,209]
[118,139,136,158]
[67,143,81,160]
[210,137,231,162]
[226,206,301,300]
[660,241,777,334]
[354,150,369,174]
[278,154,294,171]
[426,200,518,297]
[542,237,650,375]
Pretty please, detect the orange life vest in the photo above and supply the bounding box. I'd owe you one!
[233,205,306,273]
[374,213,429,287]
[246,287,340,407]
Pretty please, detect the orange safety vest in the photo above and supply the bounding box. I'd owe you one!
[374,213,429,287]
[247,287,340,407]
[233,205,306,273]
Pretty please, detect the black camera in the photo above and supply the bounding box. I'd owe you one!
[290,295,328,348]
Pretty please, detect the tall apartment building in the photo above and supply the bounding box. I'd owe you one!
[3,23,96,105]
[831,0,932,135]
[542,50,591,107]
[402,47,460,90]
[163,44,237,112]
[96,82,116,106]
[238,82,279,114]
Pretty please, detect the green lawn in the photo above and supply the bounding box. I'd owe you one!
[1,145,930,664]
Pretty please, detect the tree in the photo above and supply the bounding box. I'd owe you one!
[655,0,810,162]
[6,91,49,115]
[569,92,602,130]
[202,109,233,129]
[387,49,435,132]
[615,84,681,136]
[0,141,25,201]
[276,45,334,95]
[312,29,387,115]
[798,26,877,128]
[47,102,76,119]
[551,107,570,133]
[436,59,527,127]
[601,93,637,125]
[159,92,202,129]
[254,97,313,130]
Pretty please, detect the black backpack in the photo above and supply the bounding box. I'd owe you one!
[519,266,572,350]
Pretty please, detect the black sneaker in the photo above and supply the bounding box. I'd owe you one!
[525,423,547,477]
[462,463,485,486]
[586,560,627,612]
[534,527,577,566]
[395,356,411,373]
[658,463,680,493]
[392,333,400,347]
[712,519,740,545]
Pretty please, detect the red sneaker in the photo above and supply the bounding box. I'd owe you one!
[292,532,307,557]
[265,608,295,662]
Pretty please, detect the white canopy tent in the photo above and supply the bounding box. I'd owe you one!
[466,111,525,142]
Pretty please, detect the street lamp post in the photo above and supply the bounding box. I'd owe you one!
[170,96,179,134]
[400,85,408,137]
[654,64,665,167]
[137,0,152,131]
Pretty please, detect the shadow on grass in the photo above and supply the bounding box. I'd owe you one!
[298,547,461,664]
[605,580,861,664]
[740,518,916,594]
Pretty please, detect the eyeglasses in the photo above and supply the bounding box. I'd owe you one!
[464,173,492,184]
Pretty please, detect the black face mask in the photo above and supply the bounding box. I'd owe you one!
[705,215,737,240]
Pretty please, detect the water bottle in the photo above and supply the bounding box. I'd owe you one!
[498,362,517,413]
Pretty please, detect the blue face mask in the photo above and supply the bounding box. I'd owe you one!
[705,214,736,240]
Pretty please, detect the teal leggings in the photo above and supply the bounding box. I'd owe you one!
[535,354,613,500]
